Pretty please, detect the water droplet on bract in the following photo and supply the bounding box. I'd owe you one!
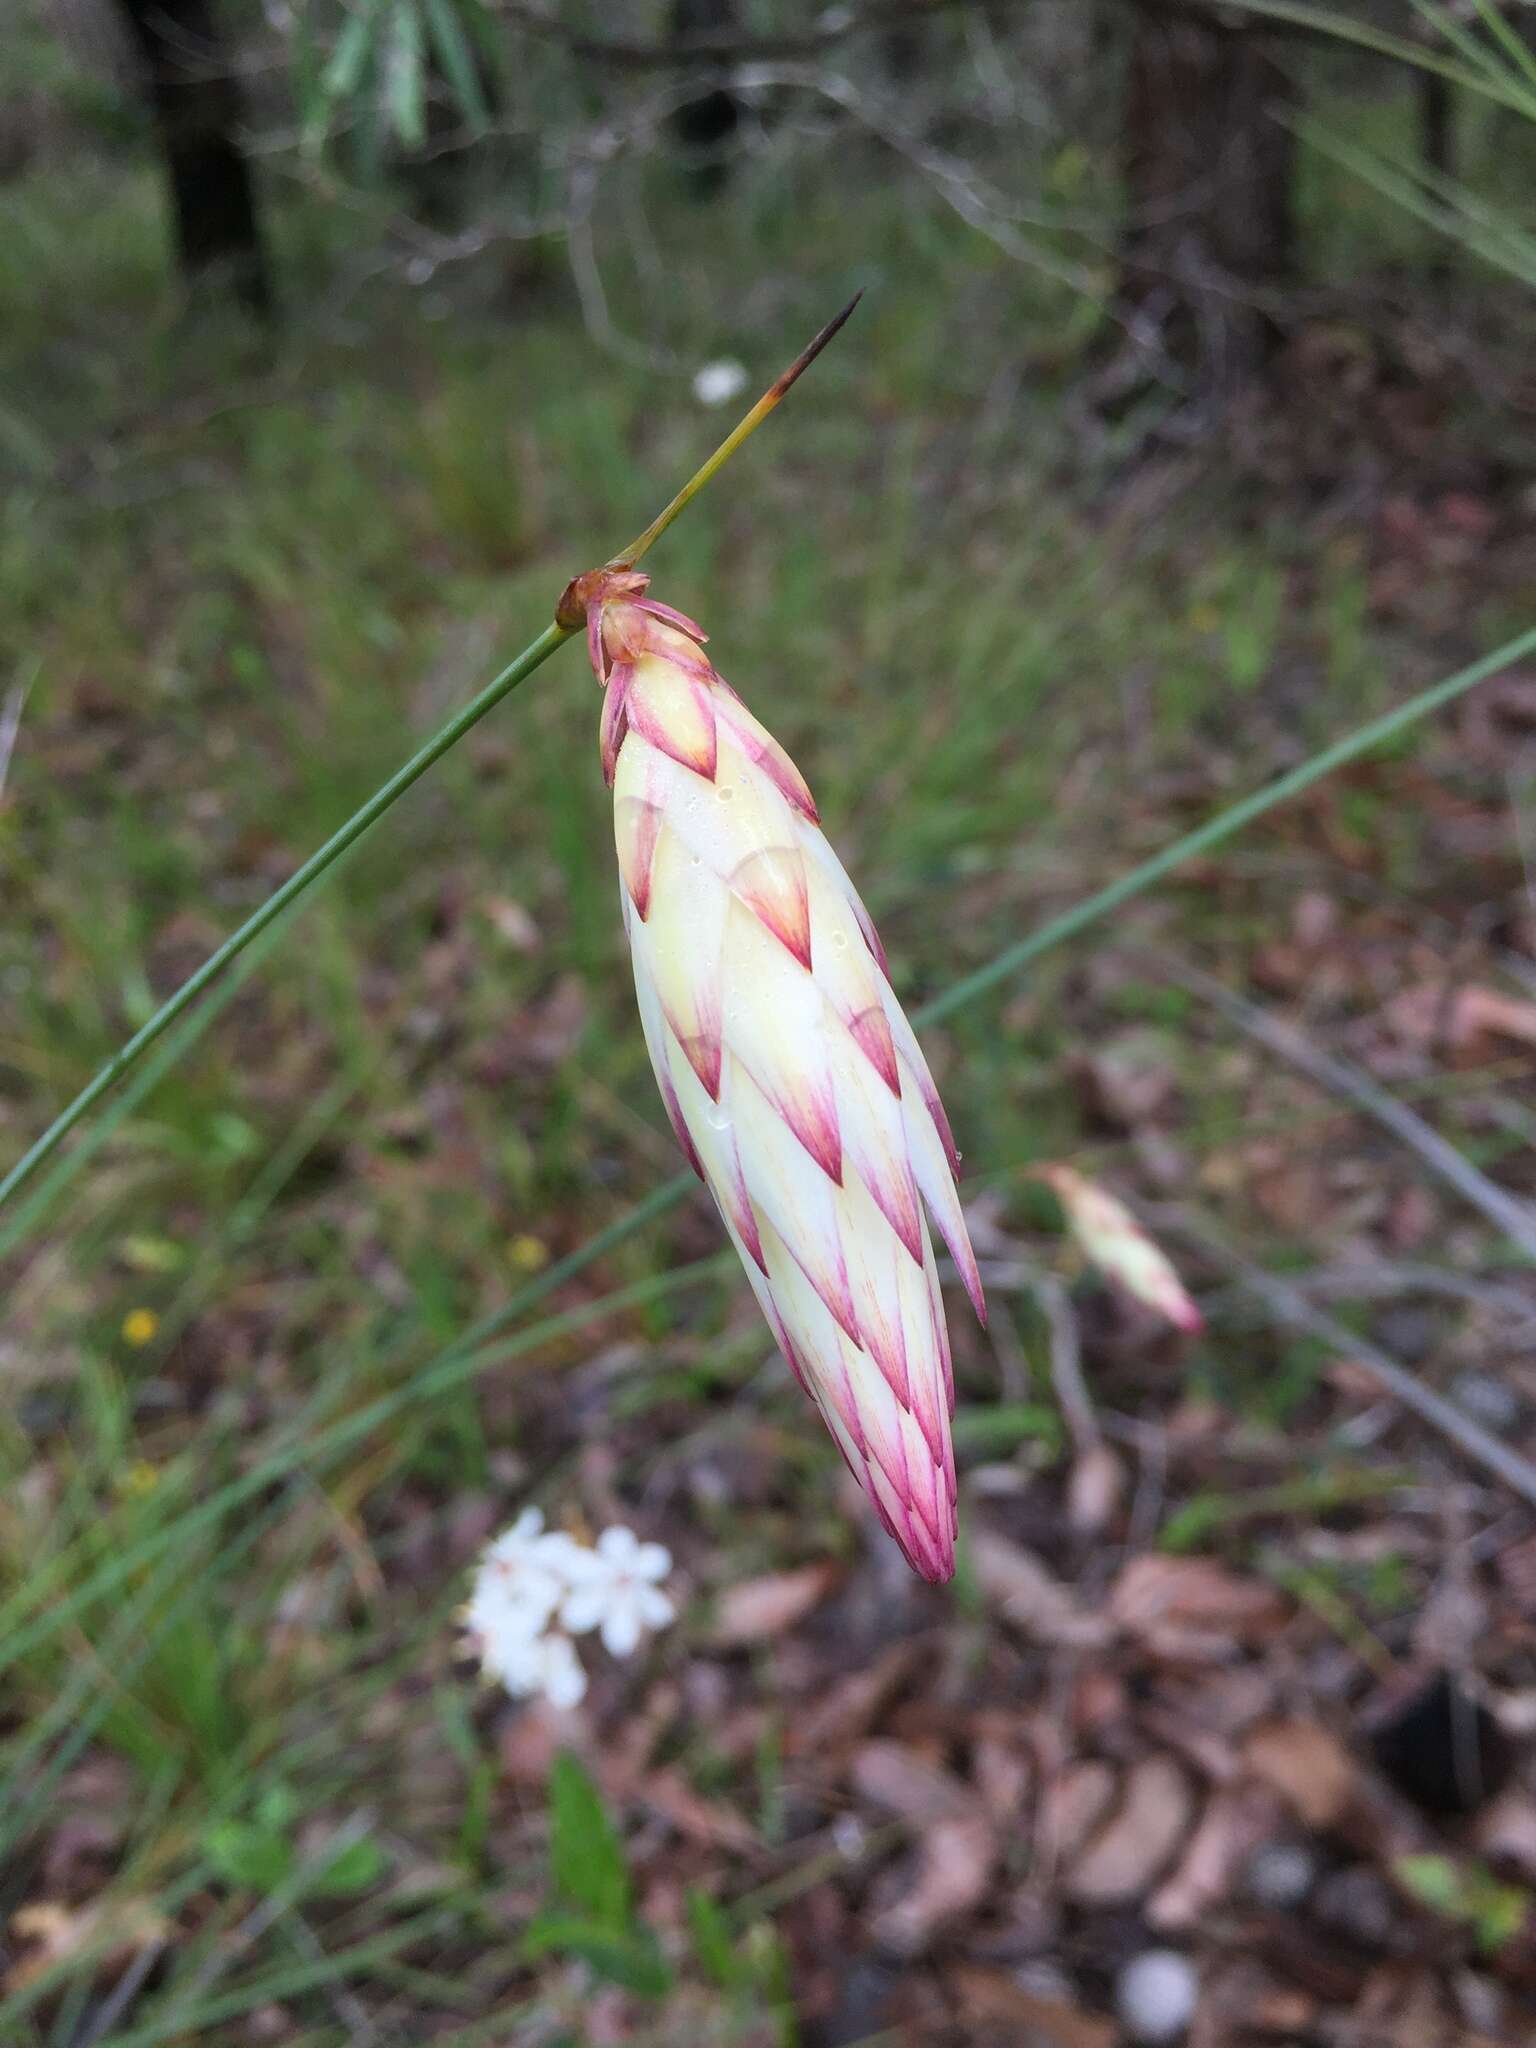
[704,1101,731,1131]
[831,930,847,950]
[690,854,702,867]
[716,784,734,802]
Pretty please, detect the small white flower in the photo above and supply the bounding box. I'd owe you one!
[530,1630,588,1710]
[560,1525,675,1658]
[477,1506,576,1633]
[464,1508,591,1701]
[463,1589,544,1692]
[461,1511,674,1704]
[475,1626,588,1709]
[692,358,749,408]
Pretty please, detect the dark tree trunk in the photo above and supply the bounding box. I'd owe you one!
[115,0,271,315]
[1118,4,1295,393]
[1418,70,1454,182]
[401,45,504,229]
[669,0,740,196]
[881,25,925,82]
[1416,67,1455,282]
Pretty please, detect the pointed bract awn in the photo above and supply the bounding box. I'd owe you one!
[562,565,985,1581]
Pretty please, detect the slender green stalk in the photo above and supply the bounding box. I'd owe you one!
[1,306,863,1226]
[612,294,861,568]
[0,621,572,1215]
[1467,0,1536,93]
[93,1915,452,2048]
[1213,0,1533,111]
[920,625,1536,1024]
[0,889,308,1259]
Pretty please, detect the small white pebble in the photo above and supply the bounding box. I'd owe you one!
[692,358,749,407]
[1116,1950,1198,2044]
[1245,1841,1317,1909]
[832,1813,866,1860]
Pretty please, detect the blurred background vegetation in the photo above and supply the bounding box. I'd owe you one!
[4,2,1536,2043]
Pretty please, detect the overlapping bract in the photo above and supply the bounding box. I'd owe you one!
[1036,1164,1204,1334]
[575,568,985,1581]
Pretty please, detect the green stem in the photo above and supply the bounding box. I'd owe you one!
[0,306,866,1223]
[920,625,1536,1024]
[0,620,572,1214]
[613,293,861,567]
[0,887,303,1259]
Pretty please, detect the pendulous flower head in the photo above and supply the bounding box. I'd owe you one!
[567,567,986,1582]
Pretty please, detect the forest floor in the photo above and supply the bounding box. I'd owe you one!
[4,133,1536,2047]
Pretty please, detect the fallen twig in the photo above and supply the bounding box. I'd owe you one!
[1199,1259,1536,1326]
[1164,1208,1536,1512]
[1149,951,1536,1264]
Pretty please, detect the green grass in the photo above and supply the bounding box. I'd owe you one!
[4,53,1536,2041]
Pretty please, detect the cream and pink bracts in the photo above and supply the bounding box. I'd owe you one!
[565,567,986,1582]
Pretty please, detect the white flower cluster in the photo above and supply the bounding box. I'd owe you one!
[462,1509,675,1710]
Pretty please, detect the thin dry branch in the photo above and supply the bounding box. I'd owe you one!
[734,61,1110,304]
[1167,1209,1536,1512]
[1149,951,1536,1265]
[495,0,977,68]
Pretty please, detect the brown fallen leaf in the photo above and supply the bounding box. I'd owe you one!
[1148,1784,1280,1930]
[851,1743,996,1955]
[1137,1701,1243,1784]
[871,1811,995,1955]
[636,1767,756,1852]
[1064,1754,1194,1905]
[1475,1788,1536,1882]
[791,1640,923,1754]
[1246,1987,1318,2035]
[969,1531,1113,1648]
[5,1897,172,1994]
[1039,1760,1119,1872]
[1242,1716,1358,1831]
[1389,981,1536,1061]
[1110,1555,1291,1660]
[1495,1531,1536,1618]
[1072,1030,1180,1130]
[971,1734,1034,1828]
[496,1698,577,1784]
[482,895,542,952]
[711,1562,840,1646]
[850,1741,977,1827]
[1453,986,1536,1049]
[1068,1441,1127,1536]
[1485,670,1536,726]
[948,1965,1117,2047]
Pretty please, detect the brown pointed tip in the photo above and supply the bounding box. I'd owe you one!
[765,290,864,412]
[607,292,865,571]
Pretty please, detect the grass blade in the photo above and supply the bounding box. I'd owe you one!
[921,626,1536,1024]
[0,621,573,1219]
